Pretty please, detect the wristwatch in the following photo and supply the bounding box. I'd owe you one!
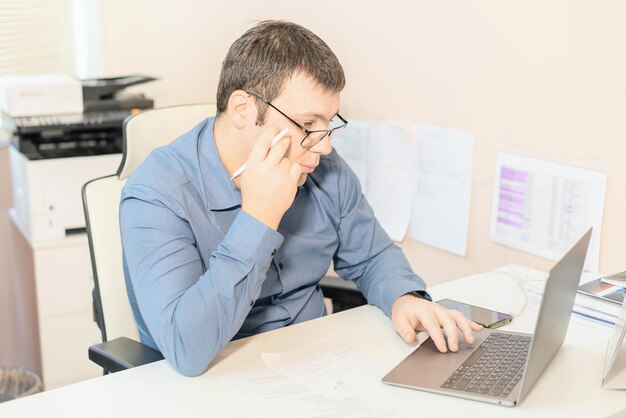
[404,290,433,302]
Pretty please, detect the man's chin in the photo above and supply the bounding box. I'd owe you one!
[298,174,308,186]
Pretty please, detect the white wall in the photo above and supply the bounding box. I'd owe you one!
[0,145,41,375]
[100,0,626,283]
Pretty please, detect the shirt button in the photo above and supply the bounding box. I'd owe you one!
[278,262,284,270]
[271,249,277,256]
[249,300,255,307]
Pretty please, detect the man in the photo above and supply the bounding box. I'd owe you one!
[120,20,482,377]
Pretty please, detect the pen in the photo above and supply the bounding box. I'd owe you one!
[230,128,289,180]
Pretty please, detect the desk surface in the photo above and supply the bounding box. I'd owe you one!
[2,265,625,418]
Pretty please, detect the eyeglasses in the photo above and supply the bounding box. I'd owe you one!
[247,91,348,149]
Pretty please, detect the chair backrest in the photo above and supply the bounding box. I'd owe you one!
[118,103,217,180]
[83,103,216,342]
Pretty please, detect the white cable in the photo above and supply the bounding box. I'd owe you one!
[480,260,552,318]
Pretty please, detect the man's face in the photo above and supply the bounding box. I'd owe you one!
[249,73,341,186]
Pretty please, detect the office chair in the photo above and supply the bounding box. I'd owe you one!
[82,103,217,373]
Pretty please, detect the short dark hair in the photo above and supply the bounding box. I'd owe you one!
[216,20,346,124]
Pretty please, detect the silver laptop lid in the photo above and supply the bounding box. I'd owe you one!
[518,228,592,402]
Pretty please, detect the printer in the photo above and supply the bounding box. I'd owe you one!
[2,74,155,243]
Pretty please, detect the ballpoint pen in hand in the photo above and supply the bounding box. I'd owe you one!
[230,128,289,180]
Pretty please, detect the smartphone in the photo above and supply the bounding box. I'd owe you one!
[436,298,512,329]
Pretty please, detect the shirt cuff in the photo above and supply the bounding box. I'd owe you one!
[222,210,284,268]
[380,280,430,318]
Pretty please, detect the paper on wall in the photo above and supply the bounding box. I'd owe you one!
[331,120,369,190]
[409,123,474,256]
[333,121,413,242]
[366,122,414,242]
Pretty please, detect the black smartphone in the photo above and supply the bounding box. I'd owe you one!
[436,298,512,329]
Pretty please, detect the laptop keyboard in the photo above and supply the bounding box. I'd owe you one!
[441,332,532,398]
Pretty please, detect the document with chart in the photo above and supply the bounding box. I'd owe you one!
[489,152,606,272]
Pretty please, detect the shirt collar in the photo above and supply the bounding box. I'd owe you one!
[199,117,242,211]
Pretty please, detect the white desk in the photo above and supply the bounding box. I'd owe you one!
[2,265,625,418]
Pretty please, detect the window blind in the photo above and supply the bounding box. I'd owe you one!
[0,0,75,76]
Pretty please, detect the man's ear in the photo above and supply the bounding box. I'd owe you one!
[226,90,255,129]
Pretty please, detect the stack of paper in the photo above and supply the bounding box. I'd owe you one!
[573,293,622,330]
[601,273,626,288]
[576,273,626,329]
[525,277,621,331]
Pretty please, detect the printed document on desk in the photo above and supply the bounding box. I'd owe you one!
[222,339,416,417]
[333,120,413,242]
[489,152,606,272]
[409,123,474,256]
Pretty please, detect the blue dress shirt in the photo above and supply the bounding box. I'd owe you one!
[120,117,428,376]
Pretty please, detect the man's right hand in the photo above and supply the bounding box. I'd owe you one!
[240,127,301,230]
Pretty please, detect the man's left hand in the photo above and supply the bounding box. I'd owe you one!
[391,295,484,353]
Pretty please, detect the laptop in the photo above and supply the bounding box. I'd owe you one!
[382,228,592,407]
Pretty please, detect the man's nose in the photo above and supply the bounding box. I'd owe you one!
[309,135,333,155]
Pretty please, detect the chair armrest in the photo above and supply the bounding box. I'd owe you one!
[319,282,367,313]
[89,337,164,373]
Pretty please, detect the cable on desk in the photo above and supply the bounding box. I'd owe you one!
[480,261,553,318]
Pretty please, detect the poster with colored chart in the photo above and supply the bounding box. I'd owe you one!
[490,152,606,272]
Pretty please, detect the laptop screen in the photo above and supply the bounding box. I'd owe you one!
[518,228,591,402]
